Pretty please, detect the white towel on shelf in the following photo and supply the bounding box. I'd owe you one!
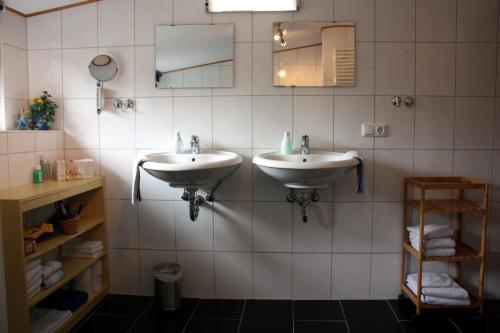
[27,285,41,300]
[423,248,456,256]
[62,238,102,251]
[131,155,148,205]
[30,308,72,333]
[27,278,42,299]
[26,264,42,281]
[422,295,470,306]
[42,270,64,289]
[26,258,42,272]
[409,236,456,251]
[27,271,42,290]
[407,224,454,240]
[407,273,469,300]
[41,261,62,279]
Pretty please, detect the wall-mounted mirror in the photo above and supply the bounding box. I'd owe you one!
[273,21,355,87]
[156,24,234,89]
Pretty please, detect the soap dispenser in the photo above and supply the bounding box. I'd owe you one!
[280,131,293,155]
[174,132,184,154]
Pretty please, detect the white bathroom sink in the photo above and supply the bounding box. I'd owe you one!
[142,150,242,188]
[253,151,359,189]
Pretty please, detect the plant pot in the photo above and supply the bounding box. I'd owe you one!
[33,115,51,130]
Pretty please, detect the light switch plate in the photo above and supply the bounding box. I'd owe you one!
[362,123,387,137]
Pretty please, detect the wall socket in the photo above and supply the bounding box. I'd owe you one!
[362,123,387,137]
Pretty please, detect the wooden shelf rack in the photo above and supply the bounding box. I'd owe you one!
[401,177,489,316]
[0,178,109,333]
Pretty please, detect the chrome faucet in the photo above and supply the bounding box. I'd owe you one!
[301,135,310,155]
[191,135,200,154]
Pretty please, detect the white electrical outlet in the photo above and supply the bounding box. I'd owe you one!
[362,123,387,137]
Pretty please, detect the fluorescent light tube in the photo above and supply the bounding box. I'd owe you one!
[207,0,298,12]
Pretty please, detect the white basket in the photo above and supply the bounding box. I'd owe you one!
[56,159,95,181]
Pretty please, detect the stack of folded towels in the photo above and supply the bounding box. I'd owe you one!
[407,224,456,256]
[41,260,64,289]
[407,272,470,306]
[26,259,42,299]
[30,308,71,333]
[61,238,103,258]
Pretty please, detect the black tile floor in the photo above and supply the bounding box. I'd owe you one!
[70,295,500,333]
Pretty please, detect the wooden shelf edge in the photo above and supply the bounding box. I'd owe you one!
[407,199,485,214]
[25,218,105,262]
[28,253,106,307]
[403,242,482,262]
[54,284,109,333]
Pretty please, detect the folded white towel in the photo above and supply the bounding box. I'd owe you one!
[27,277,42,299]
[422,295,470,306]
[63,238,102,250]
[407,224,454,240]
[409,235,456,251]
[26,258,42,272]
[423,248,456,256]
[42,270,64,289]
[26,271,42,289]
[407,273,469,300]
[132,155,148,205]
[41,261,63,279]
[407,224,454,239]
[26,265,42,284]
[30,308,72,333]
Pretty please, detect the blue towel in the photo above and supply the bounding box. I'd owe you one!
[343,151,368,198]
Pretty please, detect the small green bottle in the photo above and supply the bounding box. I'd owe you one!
[33,165,43,184]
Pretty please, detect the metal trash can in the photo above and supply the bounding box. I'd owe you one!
[153,263,182,311]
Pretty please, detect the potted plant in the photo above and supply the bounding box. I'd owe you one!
[30,91,57,130]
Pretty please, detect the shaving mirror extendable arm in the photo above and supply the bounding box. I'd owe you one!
[89,55,118,114]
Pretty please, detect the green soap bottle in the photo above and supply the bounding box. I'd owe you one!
[33,165,43,184]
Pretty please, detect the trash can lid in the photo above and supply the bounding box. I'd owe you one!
[153,263,182,283]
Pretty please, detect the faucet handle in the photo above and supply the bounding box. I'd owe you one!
[301,135,309,144]
[191,135,200,143]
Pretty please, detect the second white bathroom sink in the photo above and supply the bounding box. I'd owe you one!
[253,151,359,189]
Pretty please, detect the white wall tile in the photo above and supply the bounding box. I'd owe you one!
[139,250,176,296]
[253,150,290,201]
[374,96,414,149]
[64,99,99,149]
[109,249,142,295]
[99,104,135,149]
[97,47,135,98]
[253,96,292,148]
[173,0,212,24]
[98,0,134,47]
[253,202,292,252]
[135,46,172,97]
[64,149,100,175]
[373,150,413,201]
[416,0,456,42]
[370,253,400,299]
[0,156,9,190]
[100,149,136,199]
[177,251,214,298]
[496,100,500,148]
[0,134,7,154]
[331,254,371,299]
[62,3,98,48]
[173,97,212,149]
[36,131,59,151]
[453,150,493,182]
[28,49,63,99]
[456,44,496,97]
[3,11,27,49]
[253,253,292,299]
[455,97,495,149]
[414,97,455,149]
[137,167,174,200]
[3,46,28,99]
[135,0,173,45]
[492,150,500,202]
[457,0,498,42]
[292,96,333,149]
[413,150,453,177]
[375,0,415,41]
[8,152,35,187]
[213,96,252,148]
[486,253,500,299]
[139,200,175,250]
[333,202,373,253]
[416,44,456,96]
[213,13,252,43]
[216,149,253,202]
[62,48,97,99]
[292,253,332,299]
[293,0,333,21]
[214,202,252,252]
[214,252,253,299]
[334,96,374,149]
[293,203,332,253]
[135,98,173,149]
[27,11,62,50]
[375,43,415,95]
[253,43,292,95]
[334,42,375,96]
[106,199,139,248]
[335,0,374,42]
[488,203,500,252]
[175,201,213,251]
[372,203,403,253]
[3,99,29,131]
[7,131,35,153]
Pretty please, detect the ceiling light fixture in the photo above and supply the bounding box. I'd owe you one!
[206,0,299,12]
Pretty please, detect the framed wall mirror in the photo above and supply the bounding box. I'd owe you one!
[273,21,355,87]
[156,24,234,89]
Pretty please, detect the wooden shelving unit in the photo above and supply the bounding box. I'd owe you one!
[0,178,109,333]
[400,177,489,316]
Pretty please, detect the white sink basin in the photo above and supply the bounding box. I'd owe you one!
[143,150,242,188]
[253,151,359,189]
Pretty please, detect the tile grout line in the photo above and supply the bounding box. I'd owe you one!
[126,298,154,333]
[338,300,351,333]
[180,298,201,333]
[236,299,247,333]
[385,299,407,333]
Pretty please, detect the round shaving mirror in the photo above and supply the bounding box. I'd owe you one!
[89,55,118,114]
